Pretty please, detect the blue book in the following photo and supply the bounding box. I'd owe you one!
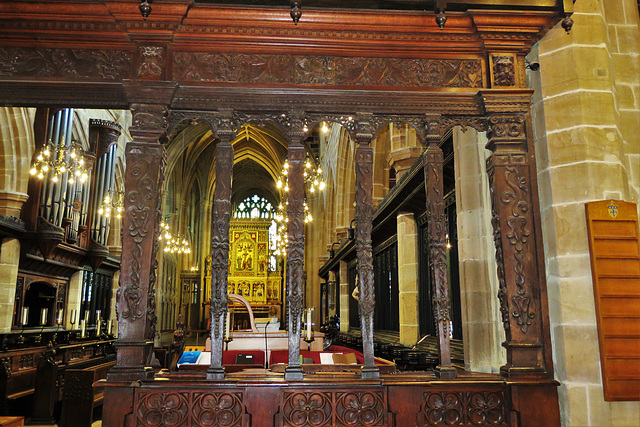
[178,351,201,365]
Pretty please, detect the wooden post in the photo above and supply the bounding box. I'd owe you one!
[208,122,235,380]
[354,114,379,379]
[481,90,554,379]
[108,99,170,381]
[424,115,456,379]
[285,114,306,381]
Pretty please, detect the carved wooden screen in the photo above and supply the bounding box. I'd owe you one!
[586,199,640,401]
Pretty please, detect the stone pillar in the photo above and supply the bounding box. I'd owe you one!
[388,147,424,180]
[108,102,169,382]
[481,90,554,379]
[207,123,234,380]
[354,114,378,379]
[424,116,456,379]
[339,260,349,333]
[285,114,306,381]
[0,238,20,333]
[0,191,28,219]
[453,127,504,373]
[396,212,419,346]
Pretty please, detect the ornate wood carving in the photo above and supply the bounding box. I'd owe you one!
[354,115,378,379]
[0,47,133,80]
[285,115,306,380]
[173,53,483,89]
[280,389,387,426]
[423,118,456,379]
[135,390,247,427]
[482,90,551,379]
[490,54,517,88]
[208,129,235,380]
[138,46,164,80]
[111,104,167,381]
[419,390,508,426]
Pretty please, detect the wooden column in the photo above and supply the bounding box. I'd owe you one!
[424,116,456,379]
[354,115,379,379]
[481,90,554,379]
[108,102,168,381]
[285,116,305,381]
[207,123,235,380]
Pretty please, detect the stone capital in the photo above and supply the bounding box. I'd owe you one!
[0,190,29,218]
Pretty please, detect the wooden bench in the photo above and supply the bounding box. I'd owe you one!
[59,360,116,427]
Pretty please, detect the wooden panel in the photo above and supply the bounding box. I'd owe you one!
[586,200,640,401]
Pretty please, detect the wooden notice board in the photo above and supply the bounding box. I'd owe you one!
[586,200,640,401]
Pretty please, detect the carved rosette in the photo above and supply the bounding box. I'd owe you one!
[282,392,332,426]
[136,392,189,426]
[192,392,244,426]
[336,392,385,426]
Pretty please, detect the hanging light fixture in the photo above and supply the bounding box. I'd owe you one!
[30,139,88,184]
[158,220,191,254]
[98,191,124,219]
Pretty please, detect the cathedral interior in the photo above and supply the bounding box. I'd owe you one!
[0,1,638,426]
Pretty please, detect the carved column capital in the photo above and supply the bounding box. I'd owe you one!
[354,113,375,145]
[424,114,442,147]
[130,103,168,144]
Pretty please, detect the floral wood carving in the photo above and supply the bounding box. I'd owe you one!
[174,53,483,88]
[282,392,332,426]
[286,144,305,339]
[138,46,164,80]
[192,392,244,426]
[0,47,133,80]
[136,392,189,426]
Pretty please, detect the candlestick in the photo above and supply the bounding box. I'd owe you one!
[96,318,101,336]
[84,310,89,323]
[107,320,112,335]
[57,309,64,326]
[80,320,86,338]
[70,309,77,326]
[21,307,29,326]
[40,308,48,326]
[306,308,312,340]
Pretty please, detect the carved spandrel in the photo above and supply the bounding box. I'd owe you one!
[174,53,483,89]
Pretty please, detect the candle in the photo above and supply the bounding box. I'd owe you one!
[96,318,101,336]
[21,307,29,326]
[225,311,230,338]
[96,310,101,322]
[57,309,64,325]
[306,308,312,340]
[107,320,112,335]
[40,308,48,326]
[84,310,89,323]
[80,320,86,338]
[70,309,77,325]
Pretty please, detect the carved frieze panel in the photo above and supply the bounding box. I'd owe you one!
[0,47,133,80]
[135,390,247,427]
[280,389,387,426]
[173,53,483,89]
[419,390,508,426]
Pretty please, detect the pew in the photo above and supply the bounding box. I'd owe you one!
[59,359,116,427]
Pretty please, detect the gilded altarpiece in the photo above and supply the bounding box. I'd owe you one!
[227,220,281,309]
